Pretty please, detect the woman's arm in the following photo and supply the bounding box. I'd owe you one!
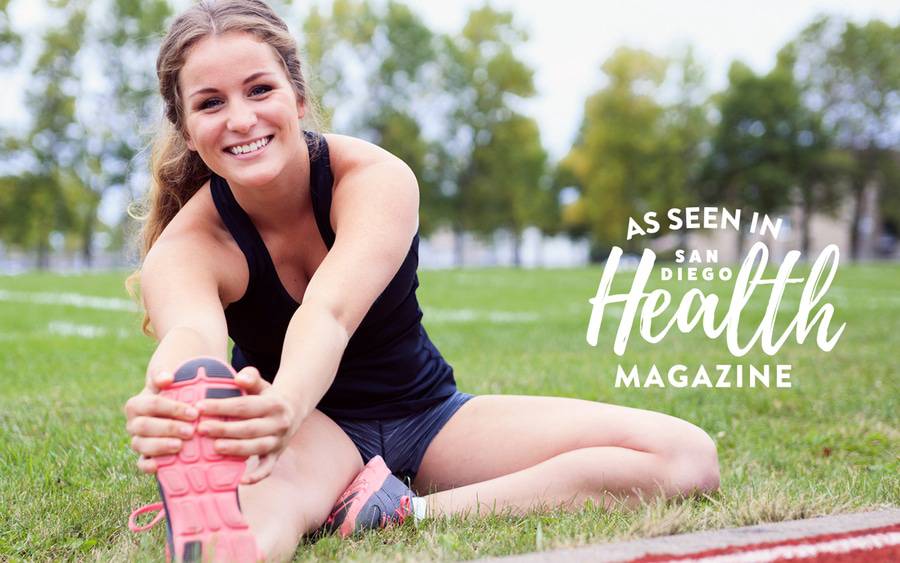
[198,142,418,410]
[141,235,231,370]
[124,233,234,473]
[275,143,419,416]
[196,137,419,481]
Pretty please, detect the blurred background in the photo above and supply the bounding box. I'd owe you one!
[0,0,897,272]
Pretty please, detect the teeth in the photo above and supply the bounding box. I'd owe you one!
[229,136,270,155]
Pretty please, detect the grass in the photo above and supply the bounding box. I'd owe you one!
[0,264,897,561]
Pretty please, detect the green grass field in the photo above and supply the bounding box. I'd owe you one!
[0,264,897,561]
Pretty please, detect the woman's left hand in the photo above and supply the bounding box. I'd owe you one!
[195,366,300,484]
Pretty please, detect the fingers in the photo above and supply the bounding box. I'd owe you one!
[234,367,270,395]
[125,393,199,422]
[137,455,158,474]
[196,395,277,419]
[147,370,174,393]
[212,436,280,457]
[130,436,183,458]
[242,453,277,484]
[127,416,195,439]
[198,417,288,439]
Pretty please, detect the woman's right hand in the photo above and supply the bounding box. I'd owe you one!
[124,371,200,474]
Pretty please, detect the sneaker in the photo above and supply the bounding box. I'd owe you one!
[323,455,414,538]
[127,357,261,562]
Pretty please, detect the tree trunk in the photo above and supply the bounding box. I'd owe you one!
[453,225,464,268]
[849,181,864,262]
[735,227,746,262]
[869,182,883,258]
[800,193,812,257]
[512,231,521,267]
[81,211,95,267]
[677,228,689,250]
[37,239,50,270]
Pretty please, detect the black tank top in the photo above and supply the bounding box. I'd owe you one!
[209,131,457,420]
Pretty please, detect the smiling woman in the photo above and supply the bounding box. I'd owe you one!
[123,1,719,562]
[179,35,307,192]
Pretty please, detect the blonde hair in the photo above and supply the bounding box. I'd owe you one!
[127,0,321,335]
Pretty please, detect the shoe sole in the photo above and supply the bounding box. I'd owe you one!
[155,357,259,562]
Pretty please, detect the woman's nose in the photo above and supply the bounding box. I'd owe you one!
[226,100,257,132]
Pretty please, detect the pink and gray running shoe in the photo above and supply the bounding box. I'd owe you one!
[128,357,260,562]
[323,455,414,538]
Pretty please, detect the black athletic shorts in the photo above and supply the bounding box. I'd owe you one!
[331,391,474,486]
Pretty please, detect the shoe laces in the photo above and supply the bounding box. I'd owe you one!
[395,495,412,525]
[128,502,165,532]
[379,495,412,527]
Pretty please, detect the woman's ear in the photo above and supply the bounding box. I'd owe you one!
[184,133,196,152]
[296,99,306,120]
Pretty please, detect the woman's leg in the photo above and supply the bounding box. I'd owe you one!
[413,395,719,517]
[237,409,363,561]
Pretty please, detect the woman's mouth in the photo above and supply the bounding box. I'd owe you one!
[224,135,274,158]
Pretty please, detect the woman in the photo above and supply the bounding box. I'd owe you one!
[124,1,720,561]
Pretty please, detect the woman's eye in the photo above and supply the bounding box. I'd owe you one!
[199,98,222,110]
[196,85,270,110]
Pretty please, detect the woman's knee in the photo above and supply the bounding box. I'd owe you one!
[239,410,364,559]
[245,479,333,562]
[657,420,720,497]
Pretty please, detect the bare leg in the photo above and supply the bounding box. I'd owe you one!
[413,395,720,517]
[237,410,363,562]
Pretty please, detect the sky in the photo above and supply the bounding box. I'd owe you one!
[3,0,898,161]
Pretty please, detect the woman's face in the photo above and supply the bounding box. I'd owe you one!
[179,31,304,189]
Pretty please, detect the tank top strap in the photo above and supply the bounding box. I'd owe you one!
[209,172,270,290]
[305,130,336,249]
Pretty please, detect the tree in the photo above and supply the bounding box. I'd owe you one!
[784,16,900,259]
[656,47,712,247]
[701,61,803,257]
[469,113,549,265]
[83,0,172,262]
[12,0,89,268]
[438,5,544,265]
[558,47,671,253]
[0,0,24,250]
[302,2,552,265]
[0,0,21,67]
[302,0,379,130]
[775,44,851,255]
[302,0,449,235]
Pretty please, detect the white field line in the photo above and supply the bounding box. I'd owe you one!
[0,289,139,312]
[0,290,541,325]
[425,308,539,323]
[47,321,132,339]
[662,531,900,563]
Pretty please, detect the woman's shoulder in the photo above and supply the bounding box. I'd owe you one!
[144,179,248,304]
[321,133,409,182]
[156,179,232,248]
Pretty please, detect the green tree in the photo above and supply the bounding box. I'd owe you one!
[84,0,171,261]
[0,0,21,66]
[0,0,24,243]
[302,0,379,129]
[10,1,89,268]
[558,47,670,253]
[701,61,803,257]
[362,1,449,236]
[469,113,550,265]
[439,5,544,265]
[657,47,712,247]
[784,16,900,259]
[302,0,450,235]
